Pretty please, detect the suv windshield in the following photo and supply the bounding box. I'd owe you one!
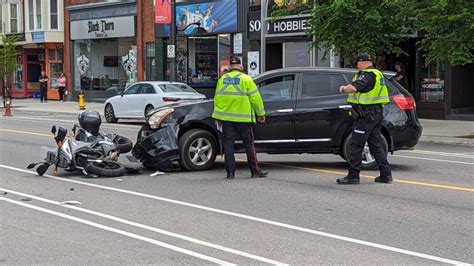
[160,84,196,93]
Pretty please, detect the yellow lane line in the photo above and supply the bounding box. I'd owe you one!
[0,128,51,137]
[263,162,474,193]
[2,128,472,193]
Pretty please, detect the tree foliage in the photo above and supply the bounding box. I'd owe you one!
[0,35,20,95]
[416,0,474,66]
[270,0,473,66]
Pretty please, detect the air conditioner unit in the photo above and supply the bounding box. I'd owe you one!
[38,54,44,61]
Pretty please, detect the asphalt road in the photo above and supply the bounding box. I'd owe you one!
[1,113,473,265]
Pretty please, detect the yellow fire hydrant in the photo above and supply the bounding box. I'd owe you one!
[78,92,86,110]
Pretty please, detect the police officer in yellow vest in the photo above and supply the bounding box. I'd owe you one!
[212,56,268,179]
[338,54,392,184]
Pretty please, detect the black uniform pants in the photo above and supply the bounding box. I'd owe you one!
[222,121,259,175]
[39,86,48,102]
[348,112,392,178]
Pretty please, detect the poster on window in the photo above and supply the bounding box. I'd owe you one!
[155,0,171,24]
[247,51,260,77]
[176,0,237,35]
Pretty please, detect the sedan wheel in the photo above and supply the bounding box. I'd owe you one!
[145,105,155,117]
[179,129,217,171]
[104,104,118,123]
[342,133,388,170]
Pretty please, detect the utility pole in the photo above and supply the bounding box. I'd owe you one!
[170,0,177,82]
[260,0,267,73]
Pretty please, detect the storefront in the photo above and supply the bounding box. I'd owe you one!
[65,1,155,102]
[156,0,245,97]
[70,15,137,101]
[247,4,339,74]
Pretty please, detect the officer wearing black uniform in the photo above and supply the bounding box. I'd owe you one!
[212,56,268,179]
[337,54,393,184]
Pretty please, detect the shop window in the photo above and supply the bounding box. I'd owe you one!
[258,75,295,101]
[13,65,23,89]
[284,42,312,67]
[189,38,218,87]
[420,59,445,103]
[301,73,345,98]
[145,43,156,81]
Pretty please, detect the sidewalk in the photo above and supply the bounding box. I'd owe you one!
[2,98,474,146]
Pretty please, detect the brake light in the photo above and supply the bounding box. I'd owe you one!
[392,95,415,110]
[163,97,181,102]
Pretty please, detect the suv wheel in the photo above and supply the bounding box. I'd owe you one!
[179,129,217,171]
[342,133,388,170]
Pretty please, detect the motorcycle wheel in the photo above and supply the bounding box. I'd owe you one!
[114,135,133,154]
[85,160,125,177]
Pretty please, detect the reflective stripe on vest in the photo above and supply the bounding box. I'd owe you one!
[347,68,390,105]
[212,110,254,119]
[216,73,244,96]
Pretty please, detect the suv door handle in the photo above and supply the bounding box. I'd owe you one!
[276,108,293,113]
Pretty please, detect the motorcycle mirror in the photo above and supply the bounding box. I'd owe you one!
[36,163,50,176]
[27,163,37,169]
[51,126,57,134]
[72,124,77,134]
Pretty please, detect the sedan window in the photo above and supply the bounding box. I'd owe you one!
[258,75,295,101]
[123,84,140,95]
[301,73,346,98]
[160,84,197,93]
[139,84,156,94]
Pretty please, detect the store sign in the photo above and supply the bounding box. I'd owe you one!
[233,33,243,54]
[70,16,135,40]
[248,12,311,40]
[32,32,45,43]
[176,0,237,35]
[155,0,171,24]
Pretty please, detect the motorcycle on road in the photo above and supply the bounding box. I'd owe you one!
[28,125,126,178]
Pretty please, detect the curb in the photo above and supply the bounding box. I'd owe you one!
[419,136,474,147]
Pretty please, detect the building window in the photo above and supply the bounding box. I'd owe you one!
[50,0,58,30]
[28,0,34,30]
[0,5,3,33]
[36,0,42,29]
[10,4,18,33]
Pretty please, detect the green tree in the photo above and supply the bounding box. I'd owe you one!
[0,35,20,107]
[304,0,416,62]
[416,0,474,66]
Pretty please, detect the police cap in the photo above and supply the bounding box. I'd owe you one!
[230,55,242,65]
[356,54,372,62]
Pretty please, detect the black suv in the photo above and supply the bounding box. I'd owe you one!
[132,67,422,171]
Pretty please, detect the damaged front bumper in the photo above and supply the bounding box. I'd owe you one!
[132,125,180,170]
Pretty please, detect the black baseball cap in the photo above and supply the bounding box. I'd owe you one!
[230,56,241,65]
[356,54,372,62]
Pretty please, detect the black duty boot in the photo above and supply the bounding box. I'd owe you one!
[226,173,235,179]
[251,170,268,178]
[336,176,360,185]
[374,176,393,183]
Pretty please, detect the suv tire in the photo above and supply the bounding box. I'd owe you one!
[179,129,217,171]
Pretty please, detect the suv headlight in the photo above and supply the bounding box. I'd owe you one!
[148,108,174,129]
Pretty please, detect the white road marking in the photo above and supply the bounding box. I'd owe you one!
[0,197,234,265]
[400,149,474,159]
[1,188,287,265]
[0,164,469,265]
[391,155,474,165]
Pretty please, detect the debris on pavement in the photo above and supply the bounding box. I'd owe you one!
[60,200,82,206]
[150,171,166,177]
